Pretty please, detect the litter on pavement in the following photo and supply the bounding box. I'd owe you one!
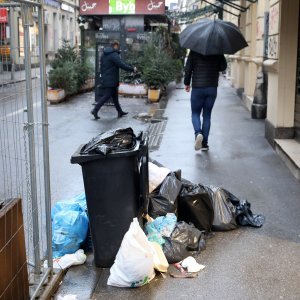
[59,129,265,286]
[168,263,199,278]
[44,249,87,270]
[181,256,205,273]
[107,160,265,288]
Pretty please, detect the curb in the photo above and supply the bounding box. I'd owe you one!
[1,76,38,87]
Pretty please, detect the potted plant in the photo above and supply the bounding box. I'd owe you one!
[138,30,183,102]
[142,62,163,102]
[119,48,147,97]
[47,40,93,103]
[139,42,175,102]
[48,61,76,103]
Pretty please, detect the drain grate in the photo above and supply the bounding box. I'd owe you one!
[146,120,167,151]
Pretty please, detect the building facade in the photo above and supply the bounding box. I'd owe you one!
[43,0,80,60]
[0,0,80,68]
[223,0,300,178]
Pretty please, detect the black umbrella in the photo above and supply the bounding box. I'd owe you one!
[179,18,248,55]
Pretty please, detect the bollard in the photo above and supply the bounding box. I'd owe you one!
[251,70,268,119]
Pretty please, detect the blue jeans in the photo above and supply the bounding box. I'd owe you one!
[191,87,217,145]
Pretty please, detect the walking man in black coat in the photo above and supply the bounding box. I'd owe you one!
[91,40,136,119]
[184,51,227,151]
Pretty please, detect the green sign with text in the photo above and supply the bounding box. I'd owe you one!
[109,0,135,14]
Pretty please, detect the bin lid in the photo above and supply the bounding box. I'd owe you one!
[70,141,141,165]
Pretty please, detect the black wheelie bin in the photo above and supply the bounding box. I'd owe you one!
[71,130,148,267]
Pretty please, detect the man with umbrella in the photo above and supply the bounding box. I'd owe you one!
[180,18,248,151]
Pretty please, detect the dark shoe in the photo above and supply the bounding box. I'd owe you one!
[118,111,128,118]
[91,110,100,120]
[201,144,209,151]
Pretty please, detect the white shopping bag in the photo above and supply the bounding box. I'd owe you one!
[107,218,155,288]
[148,162,170,193]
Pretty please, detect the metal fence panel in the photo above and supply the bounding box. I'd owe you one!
[0,1,52,298]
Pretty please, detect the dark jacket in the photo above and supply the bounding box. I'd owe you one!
[100,47,134,87]
[184,51,227,88]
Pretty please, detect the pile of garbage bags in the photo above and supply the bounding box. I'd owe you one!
[51,157,265,282]
[107,161,265,287]
[148,161,265,231]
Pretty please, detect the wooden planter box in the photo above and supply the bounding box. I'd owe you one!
[118,83,148,97]
[148,89,161,102]
[47,79,95,103]
[80,78,95,93]
[47,88,66,104]
[0,198,29,299]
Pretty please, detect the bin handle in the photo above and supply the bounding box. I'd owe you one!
[139,137,149,214]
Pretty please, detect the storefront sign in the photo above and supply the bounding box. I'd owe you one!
[110,0,135,14]
[61,3,75,13]
[149,22,167,27]
[80,0,165,15]
[44,0,60,9]
[136,0,164,14]
[0,8,8,23]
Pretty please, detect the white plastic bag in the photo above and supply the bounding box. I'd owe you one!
[149,162,170,193]
[44,249,87,270]
[107,218,155,288]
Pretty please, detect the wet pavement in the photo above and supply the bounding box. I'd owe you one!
[47,92,155,202]
[53,78,300,299]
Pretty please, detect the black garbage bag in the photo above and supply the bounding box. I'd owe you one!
[210,187,265,230]
[80,128,140,155]
[177,180,214,232]
[218,189,266,227]
[148,173,182,219]
[234,199,265,227]
[171,221,206,252]
[162,237,190,264]
[209,186,238,231]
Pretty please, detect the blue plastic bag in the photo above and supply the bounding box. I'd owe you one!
[51,193,87,219]
[145,222,165,246]
[152,213,177,237]
[52,193,89,258]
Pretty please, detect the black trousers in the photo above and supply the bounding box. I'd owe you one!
[93,87,122,114]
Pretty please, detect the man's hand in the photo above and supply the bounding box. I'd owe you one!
[185,85,190,92]
[133,67,138,73]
